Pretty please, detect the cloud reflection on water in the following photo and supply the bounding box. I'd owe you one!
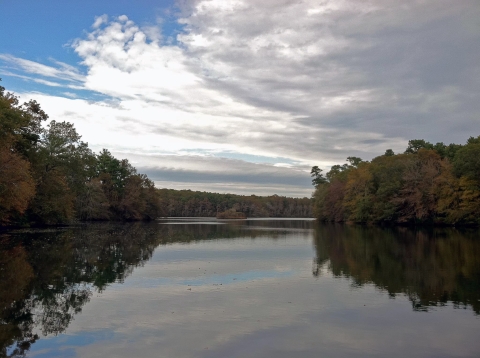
[2,221,479,358]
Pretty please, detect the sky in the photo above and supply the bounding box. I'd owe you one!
[1,0,479,197]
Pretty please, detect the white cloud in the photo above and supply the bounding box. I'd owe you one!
[92,14,108,29]
[0,54,84,82]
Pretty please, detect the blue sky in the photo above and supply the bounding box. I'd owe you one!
[1,0,479,197]
[0,0,180,96]
[1,0,178,57]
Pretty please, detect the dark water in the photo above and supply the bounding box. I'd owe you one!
[1,219,479,357]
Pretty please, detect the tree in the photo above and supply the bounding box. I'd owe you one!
[76,178,110,220]
[95,149,136,192]
[0,82,45,224]
[346,156,363,167]
[326,165,343,182]
[404,139,434,154]
[30,121,92,224]
[30,170,75,224]
[310,166,327,186]
[398,149,446,223]
[343,162,373,222]
[368,154,406,222]
[0,83,164,225]
[453,143,480,181]
[0,147,35,224]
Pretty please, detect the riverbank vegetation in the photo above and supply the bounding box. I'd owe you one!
[216,208,247,219]
[156,189,312,218]
[311,138,480,226]
[0,84,162,226]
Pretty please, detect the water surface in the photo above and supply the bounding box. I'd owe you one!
[1,219,479,357]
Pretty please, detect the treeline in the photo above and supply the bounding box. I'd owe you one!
[311,138,480,225]
[0,84,162,226]
[157,189,313,218]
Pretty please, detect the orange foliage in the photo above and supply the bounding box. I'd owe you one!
[0,241,34,308]
[397,149,446,222]
[313,146,480,225]
[0,146,35,223]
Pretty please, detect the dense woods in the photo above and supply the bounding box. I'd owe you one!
[157,189,313,218]
[311,138,480,226]
[0,84,162,225]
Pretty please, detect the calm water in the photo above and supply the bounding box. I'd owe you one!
[1,219,479,357]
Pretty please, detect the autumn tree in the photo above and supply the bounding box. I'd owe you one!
[0,83,45,224]
[397,149,446,223]
[0,147,35,224]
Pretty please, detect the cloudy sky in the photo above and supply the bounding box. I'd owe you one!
[1,0,479,197]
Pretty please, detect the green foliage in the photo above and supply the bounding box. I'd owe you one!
[346,156,363,167]
[404,139,434,154]
[428,142,462,161]
[310,165,327,186]
[312,136,480,226]
[453,142,480,181]
[95,149,135,192]
[466,135,480,145]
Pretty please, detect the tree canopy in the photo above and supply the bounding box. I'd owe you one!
[311,136,480,226]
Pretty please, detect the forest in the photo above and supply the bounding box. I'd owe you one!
[0,84,162,225]
[157,189,312,218]
[311,138,480,226]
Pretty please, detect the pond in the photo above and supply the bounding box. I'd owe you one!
[1,219,479,357]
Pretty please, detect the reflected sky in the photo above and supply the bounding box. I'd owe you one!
[2,221,479,358]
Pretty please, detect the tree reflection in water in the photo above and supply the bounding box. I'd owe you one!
[1,221,479,356]
[0,223,161,357]
[0,220,306,357]
[313,224,480,314]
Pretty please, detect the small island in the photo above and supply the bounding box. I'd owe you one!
[216,209,247,219]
